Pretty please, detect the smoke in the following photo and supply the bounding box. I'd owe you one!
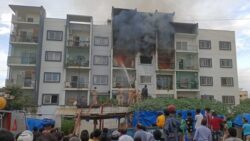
[112,8,174,56]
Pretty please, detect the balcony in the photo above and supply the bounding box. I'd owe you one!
[176,72,199,91]
[12,15,40,25]
[113,80,135,89]
[10,34,38,44]
[8,56,36,66]
[6,78,35,89]
[176,45,198,52]
[66,57,89,69]
[67,40,90,48]
[176,81,198,89]
[65,81,89,90]
[176,53,198,71]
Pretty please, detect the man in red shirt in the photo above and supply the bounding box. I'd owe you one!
[211,112,224,141]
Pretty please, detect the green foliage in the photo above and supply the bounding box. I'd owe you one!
[5,86,33,110]
[231,99,250,116]
[61,118,75,135]
[129,98,230,115]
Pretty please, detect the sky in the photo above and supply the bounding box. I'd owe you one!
[0,0,250,93]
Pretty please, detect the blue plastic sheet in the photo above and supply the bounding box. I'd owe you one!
[233,114,250,127]
[27,118,43,130]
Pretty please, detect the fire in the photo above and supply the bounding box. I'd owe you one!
[116,55,127,66]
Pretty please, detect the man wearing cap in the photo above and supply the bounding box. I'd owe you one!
[17,130,34,141]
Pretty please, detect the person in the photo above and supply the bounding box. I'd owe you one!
[117,89,124,105]
[17,130,34,141]
[205,108,212,128]
[156,112,166,129]
[186,112,194,140]
[33,127,41,141]
[194,118,212,141]
[93,129,102,141]
[89,132,94,141]
[141,85,148,100]
[80,130,89,141]
[195,109,203,130]
[118,127,133,141]
[100,128,109,141]
[223,127,242,141]
[128,89,133,104]
[92,87,98,105]
[70,136,81,141]
[0,129,14,141]
[211,112,224,141]
[134,123,148,141]
[177,113,186,141]
[111,130,121,141]
[243,118,250,141]
[153,129,163,141]
[163,105,180,141]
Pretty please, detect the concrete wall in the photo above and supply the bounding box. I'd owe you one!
[198,29,239,104]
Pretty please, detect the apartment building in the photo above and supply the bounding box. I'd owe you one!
[239,89,248,101]
[6,5,239,120]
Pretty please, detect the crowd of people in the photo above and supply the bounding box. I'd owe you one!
[1,105,250,141]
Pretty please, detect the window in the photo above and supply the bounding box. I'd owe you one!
[176,41,188,50]
[42,94,59,105]
[27,17,34,22]
[45,51,62,62]
[93,75,108,85]
[94,36,109,46]
[157,75,173,90]
[219,41,231,50]
[200,76,213,86]
[221,77,234,87]
[44,72,60,83]
[199,40,211,49]
[47,30,63,41]
[94,56,108,65]
[222,96,235,105]
[220,59,232,68]
[200,58,212,67]
[140,76,151,84]
[140,56,152,64]
[201,95,214,101]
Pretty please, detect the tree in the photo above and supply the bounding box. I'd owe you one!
[4,86,33,110]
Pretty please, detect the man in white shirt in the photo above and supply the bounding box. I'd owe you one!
[195,109,204,130]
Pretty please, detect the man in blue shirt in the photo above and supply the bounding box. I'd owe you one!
[194,118,212,141]
[243,118,250,141]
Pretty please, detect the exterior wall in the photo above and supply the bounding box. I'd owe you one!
[198,29,239,104]
[38,18,66,117]
[91,25,112,94]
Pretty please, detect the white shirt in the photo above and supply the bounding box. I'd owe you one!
[119,135,133,141]
[195,113,203,129]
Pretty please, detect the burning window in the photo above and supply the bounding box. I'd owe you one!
[140,56,152,64]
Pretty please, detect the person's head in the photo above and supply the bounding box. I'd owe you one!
[136,123,144,131]
[167,104,176,114]
[158,112,163,116]
[63,136,70,141]
[80,130,89,141]
[153,129,162,140]
[102,128,108,134]
[212,112,217,117]
[228,128,237,137]
[33,127,38,132]
[201,118,207,126]
[187,112,192,117]
[36,134,57,141]
[94,87,97,90]
[0,129,14,141]
[111,130,121,140]
[17,130,33,141]
[69,136,81,141]
[134,137,142,141]
[205,107,211,112]
[244,118,248,123]
[196,109,201,114]
[93,129,102,139]
[144,85,147,88]
[90,132,94,139]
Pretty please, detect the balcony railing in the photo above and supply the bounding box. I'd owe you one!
[176,45,198,52]
[12,15,40,24]
[65,81,89,89]
[176,80,198,89]
[67,40,90,48]
[10,34,38,43]
[158,63,175,69]
[8,56,36,65]
[6,78,35,88]
[66,58,89,67]
[113,80,135,88]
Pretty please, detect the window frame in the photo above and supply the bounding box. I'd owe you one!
[46,30,63,41]
[93,55,109,65]
[93,75,108,85]
[200,76,213,86]
[42,94,59,105]
[45,51,62,62]
[140,56,153,64]
[156,75,173,90]
[222,96,235,105]
[219,41,231,50]
[221,77,234,87]
[199,40,211,49]
[44,72,61,83]
[140,75,152,84]
[94,36,109,46]
[200,58,212,68]
[220,59,233,68]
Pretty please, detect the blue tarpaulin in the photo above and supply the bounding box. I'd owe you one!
[233,113,250,126]
[27,118,55,130]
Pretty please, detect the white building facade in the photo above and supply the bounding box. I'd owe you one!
[6,5,239,119]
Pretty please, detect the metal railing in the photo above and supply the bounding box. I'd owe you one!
[8,56,36,65]
[6,78,35,88]
[67,40,90,47]
[65,81,89,89]
[176,45,198,52]
[66,58,89,67]
[176,81,199,89]
[10,34,38,43]
[158,62,175,69]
